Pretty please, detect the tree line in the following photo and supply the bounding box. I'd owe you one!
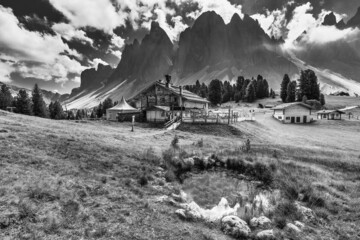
[280,69,325,106]
[184,75,275,105]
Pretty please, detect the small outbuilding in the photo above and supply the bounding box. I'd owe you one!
[106,97,140,121]
[272,102,313,124]
[316,110,345,120]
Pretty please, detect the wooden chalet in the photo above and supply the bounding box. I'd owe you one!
[130,75,209,123]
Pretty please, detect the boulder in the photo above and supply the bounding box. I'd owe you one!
[256,229,275,240]
[294,221,305,230]
[176,198,240,222]
[182,158,194,169]
[175,209,187,219]
[285,223,301,234]
[295,202,315,221]
[171,190,188,203]
[221,215,251,238]
[250,216,272,229]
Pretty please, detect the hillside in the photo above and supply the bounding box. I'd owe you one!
[1,110,360,239]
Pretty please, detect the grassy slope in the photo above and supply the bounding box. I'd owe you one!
[1,109,360,239]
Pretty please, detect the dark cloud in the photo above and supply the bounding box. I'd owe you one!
[20,15,56,35]
[0,0,66,23]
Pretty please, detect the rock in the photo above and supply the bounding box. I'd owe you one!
[171,190,188,203]
[256,229,275,240]
[176,198,240,222]
[175,209,187,219]
[285,223,301,234]
[182,158,194,169]
[0,129,8,133]
[294,221,305,230]
[295,202,315,221]
[221,215,251,238]
[250,216,272,229]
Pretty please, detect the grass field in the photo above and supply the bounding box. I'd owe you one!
[1,108,360,240]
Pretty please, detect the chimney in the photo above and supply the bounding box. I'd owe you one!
[179,86,183,96]
[165,74,171,88]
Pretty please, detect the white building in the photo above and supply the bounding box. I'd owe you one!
[272,102,314,124]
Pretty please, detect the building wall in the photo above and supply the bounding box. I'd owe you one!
[146,110,167,122]
[273,105,313,124]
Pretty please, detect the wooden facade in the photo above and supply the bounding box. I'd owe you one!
[130,81,209,123]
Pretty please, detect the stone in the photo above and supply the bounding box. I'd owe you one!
[294,221,305,230]
[221,215,251,238]
[182,158,194,169]
[175,209,187,219]
[176,198,240,222]
[250,216,272,229]
[295,202,315,221]
[285,223,301,234]
[171,190,188,203]
[256,229,275,240]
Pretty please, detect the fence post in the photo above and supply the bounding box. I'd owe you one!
[217,114,219,124]
[228,108,231,125]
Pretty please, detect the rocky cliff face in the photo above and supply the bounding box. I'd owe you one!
[108,22,174,85]
[322,12,337,26]
[347,7,360,28]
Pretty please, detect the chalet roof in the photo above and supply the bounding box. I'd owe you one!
[156,82,210,103]
[316,110,345,114]
[108,97,140,113]
[272,102,313,110]
[133,81,210,104]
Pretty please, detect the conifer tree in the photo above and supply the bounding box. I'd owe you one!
[320,93,326,105]
[97,103,103,118]
[208,79,223,105]
[298,69,320,101]
[280,74,290,102]
[15,89,32,115]
[32,84,47,117]
[0,84,13,110]
[245,81,257,102]
[102,98,113,115]
[286,81,297,103]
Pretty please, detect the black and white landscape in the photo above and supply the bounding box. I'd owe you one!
[0,1,360,240]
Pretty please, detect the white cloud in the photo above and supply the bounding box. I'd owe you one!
[252,8,287,39]
[0,6,80,63]
[49,0,126,34]
[52,23,94,45]
[110,34,125,49]
[0,6,86,87]
[89,58,110,70]
[178,0,243,24]
[0,61,14,83]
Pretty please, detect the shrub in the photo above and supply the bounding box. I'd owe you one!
[253,162,273,186]
[165,170,176,182]
[275,201,302,222]
[142,147,161,165]
[196,138,204,148]
[171,135,179,149]
[138,175,148,186]
[274,216,287,229]
[243,139,251,152]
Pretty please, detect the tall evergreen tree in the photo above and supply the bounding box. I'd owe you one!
[0,84,13,110]
[245,81,257,102]
[320,93,326,106]
[208,79,223,105]
[50,101,64,119]
[280,74,290,102]
[298,69,320,101]
[32,84,47,117]
[97,103,103,118]
[286,81,297,103]
[102,98,113,115]
[15,89,32,115]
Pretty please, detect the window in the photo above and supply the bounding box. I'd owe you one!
[286,117,290,120]
[161,111,165,117]
[278,116,283,120]
[296,117,301,123]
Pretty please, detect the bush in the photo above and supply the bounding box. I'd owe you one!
[138,175,148,186]
[165,170,176,182]
[275,201,302,222]
[171,135,179,149]
[274,216,287,229]
[253,162,274,186]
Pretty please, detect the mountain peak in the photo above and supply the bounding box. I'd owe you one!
[150,21,160,31]
[230,13,242,24]
[322,12,337,26]
[347,6,360,27]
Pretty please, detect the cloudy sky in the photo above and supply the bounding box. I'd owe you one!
[0,0,359,93]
